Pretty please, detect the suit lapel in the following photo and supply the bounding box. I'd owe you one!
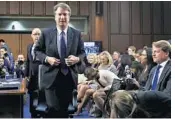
[29,44,33,61]
[50,27,60,58]
[157,60,171,86]
[67,27,73,56]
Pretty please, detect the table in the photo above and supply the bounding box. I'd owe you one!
[0,79,26,118]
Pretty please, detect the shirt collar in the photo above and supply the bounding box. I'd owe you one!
[57,26,68,35]
[159,58,170,68]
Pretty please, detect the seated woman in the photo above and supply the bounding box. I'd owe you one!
[138,48,156,87]
[98,51,118,75]
[110,90,171,118]
[77,53,99,102]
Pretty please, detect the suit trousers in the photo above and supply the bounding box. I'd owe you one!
[28,75,39,117]
[45,70,74,118]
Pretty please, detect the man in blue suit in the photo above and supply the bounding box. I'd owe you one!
[34,3,86,118]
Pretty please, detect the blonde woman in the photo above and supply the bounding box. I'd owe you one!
[98,51,118,75]
[77,53,99,102]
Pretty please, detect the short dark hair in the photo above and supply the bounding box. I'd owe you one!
[0,39,5,43]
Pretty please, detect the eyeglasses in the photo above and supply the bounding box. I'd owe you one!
[32,33,40,36]
[141,53,147,56]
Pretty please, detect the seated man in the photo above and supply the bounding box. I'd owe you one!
[0,57,9,78]
[0,47,14,74]
[15,54,26,78]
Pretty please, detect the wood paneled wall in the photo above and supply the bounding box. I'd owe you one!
[108,1,171,53]
[0,1,171,59]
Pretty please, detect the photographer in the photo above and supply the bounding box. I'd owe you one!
[110,90,170,118]
[0,47,14,74]
[81,67,120,117]
[15,54,26,78]
[0,57,9,78]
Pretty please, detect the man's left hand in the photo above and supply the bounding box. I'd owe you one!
[67,55,80,66]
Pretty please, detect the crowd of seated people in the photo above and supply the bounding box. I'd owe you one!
[76,40,171,118]
[0,37,171,118]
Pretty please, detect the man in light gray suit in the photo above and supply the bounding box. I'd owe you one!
[34,3,86,118]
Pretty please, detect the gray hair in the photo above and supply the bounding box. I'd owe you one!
[53,3,71,16]
[152,40,171,53]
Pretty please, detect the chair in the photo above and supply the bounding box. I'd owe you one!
[33,64,78,118]
[32,65,48,118]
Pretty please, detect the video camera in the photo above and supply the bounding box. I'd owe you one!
[119,65,138,90]
[18,60,24,65]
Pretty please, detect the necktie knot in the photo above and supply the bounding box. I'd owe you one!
[157,65,162,69]
[61,31,65,36]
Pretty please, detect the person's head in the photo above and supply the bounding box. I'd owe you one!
[0,39,5,46]
[140,48,154,66]
[120,54,132,67]
[99,51,113,66]
[87,53,97,65]
[0,47,7,57]
[152,40,171,64]
[135,49,143,62]
[17,54,25,62]
[113,51,120,61]
[31,28,41,44]
[111,90,135,118]
[84,67,99,81]
[128,46,136,56]
[54,3,71,30]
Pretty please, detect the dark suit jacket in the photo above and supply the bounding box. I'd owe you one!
[25,44,41,91]
[134,91,171,118]
[143,60,171,96]
[34,27,86,89]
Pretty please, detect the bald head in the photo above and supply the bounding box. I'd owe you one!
[31,28,41,44]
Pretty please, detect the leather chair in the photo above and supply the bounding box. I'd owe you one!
[33,65,78,118]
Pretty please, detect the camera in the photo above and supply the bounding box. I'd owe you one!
[3,53,8,57]
[18,60,24,65]
[119,65,138,90]
[119,77,139,90]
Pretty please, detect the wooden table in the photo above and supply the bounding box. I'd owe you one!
[0,79,26,118]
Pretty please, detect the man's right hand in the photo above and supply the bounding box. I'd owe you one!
[46,56,60,66]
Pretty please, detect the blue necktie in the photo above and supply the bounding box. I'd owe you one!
[60,31,68,75]
[151,65,162,90]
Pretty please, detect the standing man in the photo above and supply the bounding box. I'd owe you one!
[25,28,42,117]
[34,3,86,118]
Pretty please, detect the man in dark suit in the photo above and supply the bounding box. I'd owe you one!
[112,51,120,68]
[34,3,86,118]
[144,40,171,97]
[25,28,42,117]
